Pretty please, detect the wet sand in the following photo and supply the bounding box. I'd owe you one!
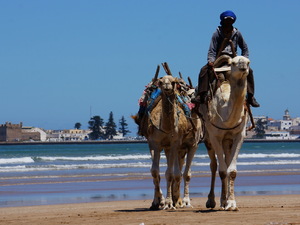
[1,172,300,208]
[0,195,299,225]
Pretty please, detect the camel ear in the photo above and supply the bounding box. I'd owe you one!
[158,79,163,86]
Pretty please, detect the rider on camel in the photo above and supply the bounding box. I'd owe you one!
[194,10,260,107]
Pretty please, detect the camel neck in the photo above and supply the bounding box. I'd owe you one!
[161,94,176,133]
[225,81,247,126]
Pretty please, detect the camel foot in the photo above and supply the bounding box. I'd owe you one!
[225,206,239,211]
[181,197,193,208]
[206,198,216,209]
[150,196,165,210]
[163,205,176,210]
[225,200,239,211]
[174,198,183,208]
[150,203,160,210]
[163,198,176,210]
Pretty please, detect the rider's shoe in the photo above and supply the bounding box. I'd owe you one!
[247,95,260,107]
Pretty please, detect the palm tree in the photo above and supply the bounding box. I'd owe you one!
[74,122,81,129]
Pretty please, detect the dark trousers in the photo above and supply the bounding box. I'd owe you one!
[197,64,255,95]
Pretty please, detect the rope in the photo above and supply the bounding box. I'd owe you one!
[208,108,247,131]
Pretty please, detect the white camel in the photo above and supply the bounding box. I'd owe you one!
[199,55,250,211]
[133,72,202,210]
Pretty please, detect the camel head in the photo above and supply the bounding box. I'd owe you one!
[158,75,177,96]
[230,56,250,81]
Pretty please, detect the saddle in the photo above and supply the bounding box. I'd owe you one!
[208,55,232,96]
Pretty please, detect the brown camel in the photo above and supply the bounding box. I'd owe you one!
[133,69,203,210]
[199,55,250,211]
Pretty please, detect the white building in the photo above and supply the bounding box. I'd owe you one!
[267,109,293,131]
[46,129,90,142]
[292,117,300,126]
[279,120,292,130]
[265,131,298,140]
[22,127,47,141]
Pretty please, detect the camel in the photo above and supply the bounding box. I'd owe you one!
[199,55,250,211]
[132,65,203,210]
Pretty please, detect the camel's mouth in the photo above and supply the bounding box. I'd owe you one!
[239,68,248,73]
[163,88,174,96]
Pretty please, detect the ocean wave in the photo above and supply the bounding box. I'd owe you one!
[1,153,299,165]
[0,157,34,164]
[194,153,300,159]
[2,159,300,173]
[35,155,152,162]
[192,160,300,166]
[238,153,300,158]
[237,160,300,166]
[0,162,153,173]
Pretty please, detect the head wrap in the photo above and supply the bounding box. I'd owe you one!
[220,10,237,25]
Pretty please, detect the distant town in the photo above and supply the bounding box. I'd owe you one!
[0,109,299,144]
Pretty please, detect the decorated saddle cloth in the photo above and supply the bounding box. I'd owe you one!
[140,80,196,117]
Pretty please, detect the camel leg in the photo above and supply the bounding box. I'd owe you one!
[172,151,186,208]
[212,139,228,210]
[225,135,243,211]
[209,136,228,209]
[175,150,186,208]
[219,169,228,210]
[181,145,197,208]
[164,144,181,210]
[149,144,165,210]
[205,141,217,209]
[163,148,175,210]
[172,148,182,209]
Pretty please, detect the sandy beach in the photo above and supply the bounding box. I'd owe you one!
[0,195,299,225]
[1,143,300,224]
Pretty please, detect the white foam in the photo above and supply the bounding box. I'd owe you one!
[0,162,153,173]
[238,153,300,158]
[237,160,300,166]
[0,157,34,164]
[37,154,151,161]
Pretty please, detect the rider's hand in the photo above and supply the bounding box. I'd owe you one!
[208,62,214,67]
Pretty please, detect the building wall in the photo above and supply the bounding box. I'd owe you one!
[0,127,6,142]
[0,122,45,142]
[26,127,47,141]
[280,120,292,130]
[22,132,41,141]
[0,122,23,142]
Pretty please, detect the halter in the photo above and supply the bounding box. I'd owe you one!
[209,114,246,130]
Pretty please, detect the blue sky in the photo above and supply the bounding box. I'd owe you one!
[0,0,299,134]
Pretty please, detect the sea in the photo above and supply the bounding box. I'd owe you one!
[0,141,300,208]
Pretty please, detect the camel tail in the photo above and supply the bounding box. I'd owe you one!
[131,114,139,125]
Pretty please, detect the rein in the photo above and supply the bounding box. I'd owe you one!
[209,116,245,130]
[207,105,247,131]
